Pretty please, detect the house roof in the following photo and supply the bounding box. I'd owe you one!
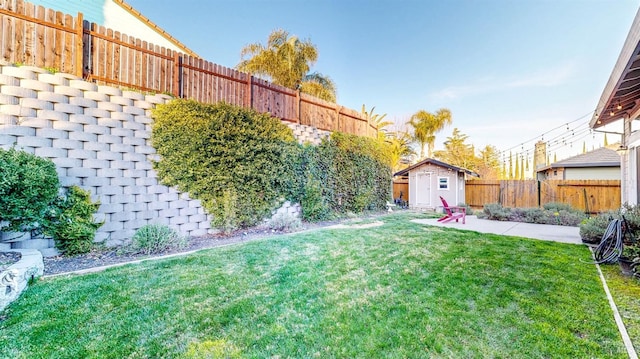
[590,7,640,129]
[536,147,620,172]
[393,158,480,177]
[114,0,198,57]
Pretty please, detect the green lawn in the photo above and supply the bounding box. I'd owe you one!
[600,263,640,355]
[0,212,628,358]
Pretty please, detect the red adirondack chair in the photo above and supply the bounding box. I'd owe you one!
[438,196,466,224]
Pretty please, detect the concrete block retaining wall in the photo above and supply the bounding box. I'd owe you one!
[0,63,325,254]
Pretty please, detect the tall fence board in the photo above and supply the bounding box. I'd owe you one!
[0,0,81,75]
[465,179,621,214]
[0,0,376,137]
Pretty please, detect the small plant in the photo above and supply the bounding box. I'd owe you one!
[543,202,574,213]
[267,213,302,232]
[622,243,640,260]
[50,186,103,255]
[553,210,586,226]
[0,147,59,234]
[579,214,614,244]
[457,203,473,215]
[124,224,186,255]
[480,203,512,221]
[43,66,58,74]
[579,204,640,244]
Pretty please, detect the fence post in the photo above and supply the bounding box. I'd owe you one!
[172,53,181,98]
[335,104,341,133]
[84,21,94,80]
[245,74,252,109]
[75,12,83,78]
[296,90,301,124]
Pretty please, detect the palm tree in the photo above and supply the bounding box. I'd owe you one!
[386,131,415,172]
[299,72,336,102]
[407,108,452,159]
[361,105,393,140]
[237,29,337,102]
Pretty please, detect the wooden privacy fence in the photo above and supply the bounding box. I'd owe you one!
[465,180,621,214]
[0,0,377,137]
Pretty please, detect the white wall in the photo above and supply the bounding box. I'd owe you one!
[103,1,185,53]
[564,167,621,180]
[407,163,465,210]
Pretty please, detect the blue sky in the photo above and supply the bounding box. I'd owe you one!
[128,0,638,162]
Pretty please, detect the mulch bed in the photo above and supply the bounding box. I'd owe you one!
[42,218,348,276]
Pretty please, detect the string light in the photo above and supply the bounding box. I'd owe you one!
[496,110,617,166]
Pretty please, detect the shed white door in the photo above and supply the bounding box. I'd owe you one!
[416,173,432,207]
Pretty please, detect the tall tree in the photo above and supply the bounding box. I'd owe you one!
[476,145,501,179]
[433,128,477,170]
[385,131,415,172]
[237,29,336,102]
[407,108,452,159]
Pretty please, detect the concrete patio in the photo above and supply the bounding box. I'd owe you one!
[412,215,583,245]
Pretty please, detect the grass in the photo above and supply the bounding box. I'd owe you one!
[0,212,629,358]
[600,263,640,354]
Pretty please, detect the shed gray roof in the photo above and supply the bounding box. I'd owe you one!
[536,147,620,172]
[393,158,479,177]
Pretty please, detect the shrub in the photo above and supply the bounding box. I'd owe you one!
[554,210,587,226]
[301,177,331,221]
[152,99,392,229]
[151,100,301,229]
[302,133,391,216]
[124,224,186,255]
[50,186,103,255]
[620,203,640,235]
[579,213,615,244]
[0,147,59,233]
[543,202,574,213]
[524,208,547,224]
[457,203,474,215]
[219,187,239,234]
[579,204,640,244]
[267,213,302,232]
[481,203,512,221]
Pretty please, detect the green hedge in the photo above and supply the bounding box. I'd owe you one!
[302,133,391,217]
[0,148,102,254]
[50,186,103,255]
[151,99,392,230]
[151,100,302,231]
[0,147,59,233]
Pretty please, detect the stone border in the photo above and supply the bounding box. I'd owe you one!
[0,249,44,312]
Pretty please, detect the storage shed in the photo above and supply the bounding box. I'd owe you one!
[393,158,478,210]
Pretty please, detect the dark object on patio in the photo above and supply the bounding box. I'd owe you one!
[394,191,408,209]
[438,196,466,224]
